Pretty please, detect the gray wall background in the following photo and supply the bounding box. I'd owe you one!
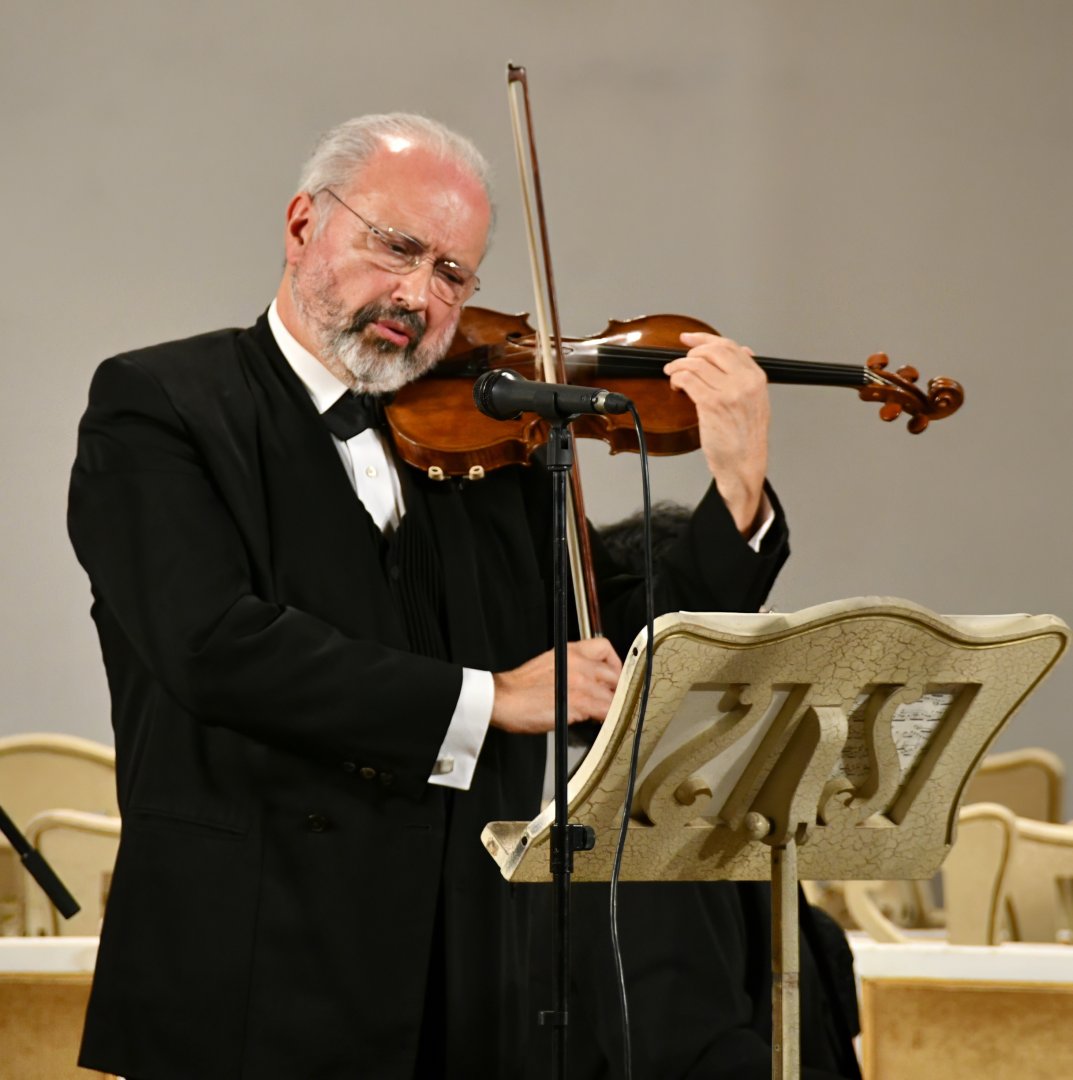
[4,2,1070,800]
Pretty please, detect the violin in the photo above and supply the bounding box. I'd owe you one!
[385,306,965,481]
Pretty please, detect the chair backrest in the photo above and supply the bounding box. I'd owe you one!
[942,802,1017,944]
[808,871,945,937]
[841,880,913,943]
[0,734,117,935]
[1004,814,1073,942]
[943,801,1073,944]
[20,809,121,936]
[0,733,117,823]
[964,747,1065,823]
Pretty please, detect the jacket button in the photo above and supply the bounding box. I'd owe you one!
[341,761,357,774]
[359,766,377,781]
[306,813,330,833]
[379,772,394,788]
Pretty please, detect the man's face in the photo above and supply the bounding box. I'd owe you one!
[285,142,491,392]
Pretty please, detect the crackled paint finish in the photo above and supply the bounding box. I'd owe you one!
[481,599,1069,885]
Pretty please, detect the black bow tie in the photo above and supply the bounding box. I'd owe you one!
[322,391,390,441]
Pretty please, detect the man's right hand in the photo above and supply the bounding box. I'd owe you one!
[490,639,623,735]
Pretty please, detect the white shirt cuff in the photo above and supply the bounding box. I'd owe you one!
[427,668,493,790]
[746,492,775,553]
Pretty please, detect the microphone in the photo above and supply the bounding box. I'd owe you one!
[473,369,631,421]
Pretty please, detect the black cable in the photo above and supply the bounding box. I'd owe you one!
[607,402,654,1080]
[0,805,80,919]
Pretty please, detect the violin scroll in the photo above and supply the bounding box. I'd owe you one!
[859,353,965,434]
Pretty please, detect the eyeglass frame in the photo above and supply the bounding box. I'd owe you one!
[317,188,481,306]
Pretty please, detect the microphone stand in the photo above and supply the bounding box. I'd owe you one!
[542,419,596,1080]
[0,803,80,923]
[470,377,620,1074]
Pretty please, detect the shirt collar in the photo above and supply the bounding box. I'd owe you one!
[267,299,348,414]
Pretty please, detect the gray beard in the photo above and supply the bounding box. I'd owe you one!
[325,303,439,393]
[290,269,447,393]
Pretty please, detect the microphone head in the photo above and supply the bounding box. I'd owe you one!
[473,369,523,421]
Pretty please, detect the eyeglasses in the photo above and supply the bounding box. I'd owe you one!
[320,188,480,306]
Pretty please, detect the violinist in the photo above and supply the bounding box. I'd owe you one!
[68,112,794,1080]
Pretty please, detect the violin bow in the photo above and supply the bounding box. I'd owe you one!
[507,64,603,638]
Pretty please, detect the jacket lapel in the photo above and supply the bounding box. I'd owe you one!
[238,316,407,644]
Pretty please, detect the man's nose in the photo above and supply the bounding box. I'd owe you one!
[390,261,435,313]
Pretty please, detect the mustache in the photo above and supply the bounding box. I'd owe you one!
[346,302,426,349]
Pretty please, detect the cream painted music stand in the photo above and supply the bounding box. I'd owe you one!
[482,598,1069,1080]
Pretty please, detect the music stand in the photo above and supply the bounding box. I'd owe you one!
[483,597,1070,1079]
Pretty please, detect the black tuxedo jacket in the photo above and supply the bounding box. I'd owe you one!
[68,313,789,1079]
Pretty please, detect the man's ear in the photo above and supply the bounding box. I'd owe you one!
[283,192,316,266]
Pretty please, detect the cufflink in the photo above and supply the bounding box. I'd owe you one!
[431,756,455,775]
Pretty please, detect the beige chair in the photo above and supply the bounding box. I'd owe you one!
[807,874,944,941]
[963,746,1065,823]
[943,801,1073,945]
[936,747,1067,944]
[839,880,930,943]
[0,734,118,935]
[19,809,121,936]
[942,802,1016,945]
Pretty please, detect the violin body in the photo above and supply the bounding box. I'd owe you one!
[388,308,707,477]
[387,308,554,478]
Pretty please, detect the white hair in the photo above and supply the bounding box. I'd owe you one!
[296,113,494,229]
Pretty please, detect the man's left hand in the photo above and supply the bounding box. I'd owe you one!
[663,332,770,535]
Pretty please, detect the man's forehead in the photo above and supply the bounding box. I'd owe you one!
[340,143,490,260]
